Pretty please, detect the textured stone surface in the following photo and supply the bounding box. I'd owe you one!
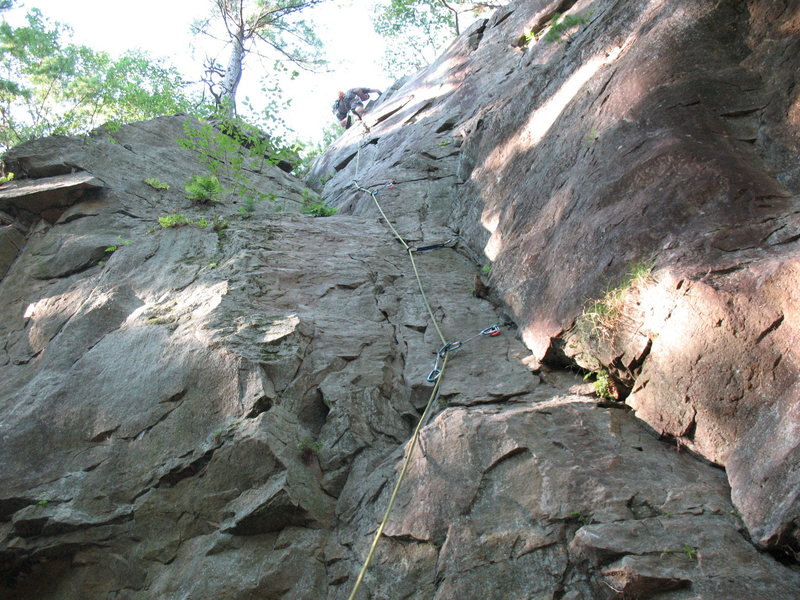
[311,0,800,559]
[1,0,799,598]
[0,172,105,223]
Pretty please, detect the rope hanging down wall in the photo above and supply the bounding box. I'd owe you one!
[345,163,501,599]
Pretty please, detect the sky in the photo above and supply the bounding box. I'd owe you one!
[3,0,394,144]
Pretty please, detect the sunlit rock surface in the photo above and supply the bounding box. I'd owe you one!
[1,0,799,599]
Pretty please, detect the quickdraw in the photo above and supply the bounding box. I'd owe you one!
[412,238,458,252]
[426,325,502,382]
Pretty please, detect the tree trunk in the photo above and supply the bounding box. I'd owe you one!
[220,29,245,115]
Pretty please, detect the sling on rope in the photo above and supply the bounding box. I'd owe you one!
[412,238,458,252]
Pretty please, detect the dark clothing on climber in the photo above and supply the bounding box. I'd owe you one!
[332,87,381,128]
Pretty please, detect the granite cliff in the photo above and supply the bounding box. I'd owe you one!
[1,0,799,598]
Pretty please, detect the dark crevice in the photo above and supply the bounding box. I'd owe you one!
[755,314,784,344]
[405,100,434,124]
[720,107,763,118]
[333,151,358,172]
[155,447,216,489]
[89,426,120,443]
[435,119,458,133]
[246,395,273,418]
[373,100,411,125]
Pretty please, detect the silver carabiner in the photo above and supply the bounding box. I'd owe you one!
[438,341,462,357]
[427,352,443,382]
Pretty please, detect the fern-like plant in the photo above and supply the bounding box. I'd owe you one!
[184,175,223,203]
[543,12,589,43]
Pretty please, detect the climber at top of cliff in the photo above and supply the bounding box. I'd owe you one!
[332,87,382,129]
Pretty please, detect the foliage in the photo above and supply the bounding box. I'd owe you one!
[542,12,589,44]
[0,171,13,184]
[292,122,344,174]
[157,213,228,232]
[298,438,322,453]
[178,112,300,206]
[300,189,336,216]
[373,0,456,78]
[239,197,257,215]
[584,370,617,400]
[661,544,699,560]
[0,9,191,150]
[158,214,192,228]
[192,0,326,115]
[373,0,505,78]
[105,236,131,253]
[212,216,229,233]
[576,261,654,343]
[569,510,593,525]
[185,174,223,203]
[144,177,170,190]
[298,438,323,463]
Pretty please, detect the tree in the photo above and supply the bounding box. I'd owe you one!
[373,0,505,78]
[0,9,191,150]
[193,0,327,116]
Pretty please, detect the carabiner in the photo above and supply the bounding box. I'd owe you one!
[438,341,462,357]
[426,368,441,382]
[481,325,501,337]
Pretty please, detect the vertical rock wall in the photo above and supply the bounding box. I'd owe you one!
[0,0,798,598]
[312,0,800,566]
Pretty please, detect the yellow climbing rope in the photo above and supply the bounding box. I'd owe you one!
[353,183,447,345]
[346,179,449,600]
[346,353,449,600]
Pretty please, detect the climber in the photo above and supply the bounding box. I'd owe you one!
[332,87,382,129]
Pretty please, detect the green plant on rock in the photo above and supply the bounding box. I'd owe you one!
[158,214,192,228]
[543,12,589,43]
[300,189,337,217]
[177,116,295,205]
[584,128,599,148]
[661,544,699,561]
[518,26,543,48]
[584,370,618,400]
[683,544,698,560]
[239,196,256,216]
[211,216,229,234]
[144,177,170,190]
[569,510,593,526]
[185,174,223,203]
[105,236,131,253]
[298,438,323,463]
[0,172,14,184]
[576,261,655,343]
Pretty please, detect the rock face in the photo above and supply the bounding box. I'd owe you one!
[312,0,800,567]
[0,2,798,600]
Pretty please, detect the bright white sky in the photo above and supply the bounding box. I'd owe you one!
[4,0,394,145]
